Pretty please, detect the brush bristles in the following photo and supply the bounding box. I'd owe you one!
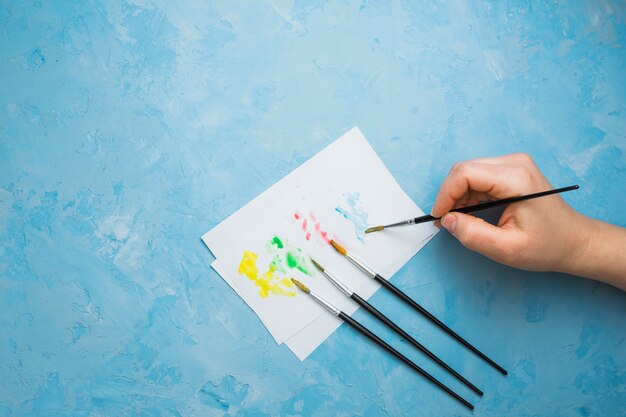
[365,225,385,234]
[329,240,347,256]
[291,278,310,294]
[309,258,324,272]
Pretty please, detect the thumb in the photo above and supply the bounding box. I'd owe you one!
[441,212,518,261]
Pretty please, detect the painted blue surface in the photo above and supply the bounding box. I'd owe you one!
[1,1,625,416]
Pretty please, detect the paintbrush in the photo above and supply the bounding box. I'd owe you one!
[365,184,579,233]
[309,258,483,396]
[330,239,508,375]
[291,278,474,410]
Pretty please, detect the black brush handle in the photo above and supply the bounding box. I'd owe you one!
[412,184,579,224]
[374,274,508,376]
[338,311,474,410]
[351,292,483,396]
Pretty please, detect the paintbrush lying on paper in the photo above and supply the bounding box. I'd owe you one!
[309,258,483,397]
[290,278,474,411]
[365,185,579,233]
[330,239,508,375]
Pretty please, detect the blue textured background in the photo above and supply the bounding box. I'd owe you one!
[1,1,625,416]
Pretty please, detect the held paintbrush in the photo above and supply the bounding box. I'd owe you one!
[365,184,579,233]
[290,278,474,411]
[330,239,508,376]
[309,258,483,397]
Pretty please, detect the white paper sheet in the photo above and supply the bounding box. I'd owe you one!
[212,233,435,360]
[203,127,438,354]
[211,232,434,360]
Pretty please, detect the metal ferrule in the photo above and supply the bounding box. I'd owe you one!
[309,291,341,316]
[345,252,376,278]
[321,269,353,297]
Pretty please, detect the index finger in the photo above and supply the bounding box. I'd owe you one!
[431,161,521,217]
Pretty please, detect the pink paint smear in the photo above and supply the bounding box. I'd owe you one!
[293,211,331,244]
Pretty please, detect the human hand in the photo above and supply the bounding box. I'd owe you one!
[431,153,591,273]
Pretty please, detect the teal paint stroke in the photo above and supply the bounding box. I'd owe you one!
[335,192,369,241]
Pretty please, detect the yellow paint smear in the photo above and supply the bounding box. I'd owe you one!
[238,250,296,298]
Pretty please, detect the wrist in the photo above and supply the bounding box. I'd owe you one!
[557,212,595,277]
[559,215,626,290]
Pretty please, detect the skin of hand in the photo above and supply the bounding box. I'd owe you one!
[431,153,626,290]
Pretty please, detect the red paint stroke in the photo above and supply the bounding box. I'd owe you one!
[292,210,332,245]
[314,222,330,244]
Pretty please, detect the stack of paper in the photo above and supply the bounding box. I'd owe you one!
[203,127,438,360]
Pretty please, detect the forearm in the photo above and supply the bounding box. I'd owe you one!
[564,216,626,290]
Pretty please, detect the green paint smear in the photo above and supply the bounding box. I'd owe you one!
[270,254,286,273]
[286,251,311,275]
[271,236,283,249]
[286,252,298,268]
[264,235,312,275]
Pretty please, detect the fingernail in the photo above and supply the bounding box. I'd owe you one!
[441,214,457,234]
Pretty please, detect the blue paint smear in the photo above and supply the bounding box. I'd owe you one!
[335,192,369,241]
